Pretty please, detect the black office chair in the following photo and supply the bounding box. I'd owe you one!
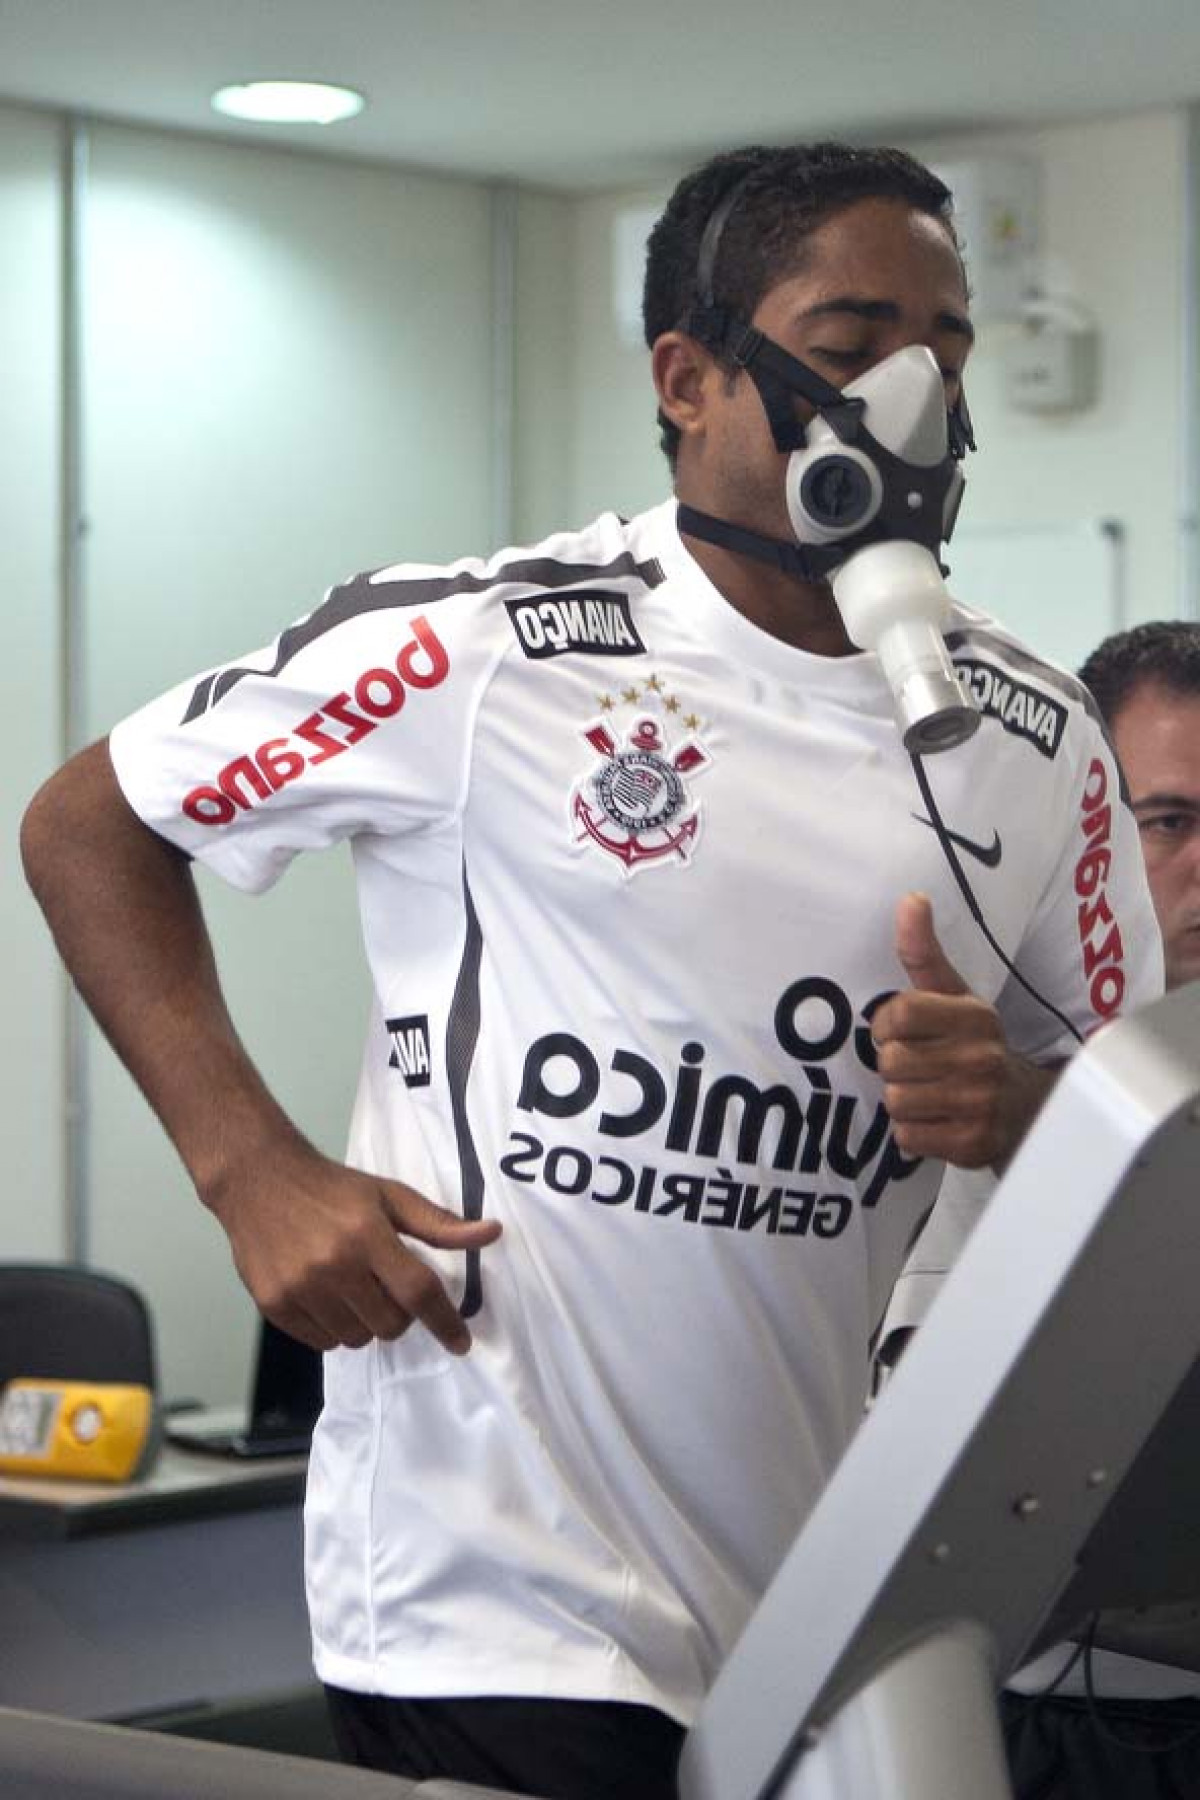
[0,1264,157,1391]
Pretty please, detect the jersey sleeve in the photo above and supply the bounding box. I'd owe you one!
[996,713,1164,1060]
[108,570,507,894]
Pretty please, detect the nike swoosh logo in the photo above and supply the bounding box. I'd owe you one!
[912,813,1003,868]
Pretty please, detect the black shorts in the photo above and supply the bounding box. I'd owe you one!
[1001,1689,1200,1800]
[324,1687,685,1799]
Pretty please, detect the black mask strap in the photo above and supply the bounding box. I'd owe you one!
[693,173,756,311]
[677,502,839,583]
[949,387,976,459]
[685,305,868,454]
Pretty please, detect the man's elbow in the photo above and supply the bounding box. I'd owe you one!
[20,738,159,904]
[20,760,77,902]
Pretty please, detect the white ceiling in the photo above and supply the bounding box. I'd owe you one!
[0,0,1198,192]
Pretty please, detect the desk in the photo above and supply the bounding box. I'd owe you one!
[0,1445,313,1720]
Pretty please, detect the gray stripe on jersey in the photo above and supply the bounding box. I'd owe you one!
[946,624,1095,718]
[946,623,1130,803]
[446,865,486,1321]
[182,551,666,724]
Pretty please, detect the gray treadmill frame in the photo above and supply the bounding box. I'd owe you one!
[680,981,1200,1800]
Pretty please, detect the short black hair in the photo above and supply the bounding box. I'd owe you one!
[643,141,960,468]
[1078,621,1200,724]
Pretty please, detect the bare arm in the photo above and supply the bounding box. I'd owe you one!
[20,740,499,1351]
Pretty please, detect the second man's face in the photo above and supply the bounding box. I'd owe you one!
[1114,680,1200,990]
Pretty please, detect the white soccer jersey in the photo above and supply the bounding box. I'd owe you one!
[110,500,1162,1725]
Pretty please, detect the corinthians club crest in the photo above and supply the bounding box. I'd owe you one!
[571,699,711,875]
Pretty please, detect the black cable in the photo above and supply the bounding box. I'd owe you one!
[1080,1613,1200,1758]
[1028,1635,1088,1699]
[909,751,1085,1048]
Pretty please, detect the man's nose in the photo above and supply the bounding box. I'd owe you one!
[1180,830,1200,886]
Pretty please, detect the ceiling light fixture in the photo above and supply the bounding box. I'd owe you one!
[211,80,366,126]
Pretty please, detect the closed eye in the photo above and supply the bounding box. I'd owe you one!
[1140,810,1200,839]
[809,347,868,368]
[811,345,961,387]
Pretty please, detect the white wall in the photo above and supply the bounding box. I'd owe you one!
[512,188,573,542]
[3,96,1195,1405]
[562,185,671,527]
[0,107,66,1262]
[912,110,1189,633]
[1186,104,1200,618]
[76,124,497,1402]
[550,110,1193,643]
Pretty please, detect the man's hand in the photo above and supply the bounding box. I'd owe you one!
[871,892,1056,1171]
[20,740,500,1356]
[204,1141,502,1354]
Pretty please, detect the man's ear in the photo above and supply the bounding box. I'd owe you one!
[652,331,715,445]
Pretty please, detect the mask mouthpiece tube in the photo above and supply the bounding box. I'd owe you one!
[830,541,981,753]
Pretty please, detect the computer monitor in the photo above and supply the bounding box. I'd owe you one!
[168,1317,322,1458]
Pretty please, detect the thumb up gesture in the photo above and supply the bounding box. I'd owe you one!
[870,894,1056,1171]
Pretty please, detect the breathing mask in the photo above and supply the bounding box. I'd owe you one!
[677,181,982,752]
